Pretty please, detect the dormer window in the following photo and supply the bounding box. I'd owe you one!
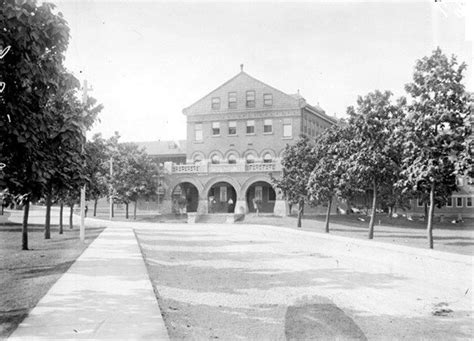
[263,93,273,106]
[228,92,237,109]
[246,91,255,108]
[211,97,220,110]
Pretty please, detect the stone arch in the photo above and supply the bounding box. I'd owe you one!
[168,176,204,199]
[190,151,205,163]
[243,149,258,159]
[224,149,240,161]
[203,176,242,200]
[259,148,276,159]
[208,150,224,164]
[240,174,276,199]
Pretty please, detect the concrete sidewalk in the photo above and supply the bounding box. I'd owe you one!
[8,223,169,340]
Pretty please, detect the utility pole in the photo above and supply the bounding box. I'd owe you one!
[80,80,93,242]
[109,157,113,220]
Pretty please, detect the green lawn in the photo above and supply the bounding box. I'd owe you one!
[238,214,474,255]
[0,213,105,339]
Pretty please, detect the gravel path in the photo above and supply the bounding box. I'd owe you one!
[135,223,473,340]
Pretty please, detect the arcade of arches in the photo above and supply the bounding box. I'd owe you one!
[166,177,285,216]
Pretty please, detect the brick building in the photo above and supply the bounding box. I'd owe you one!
[157,66,337,217]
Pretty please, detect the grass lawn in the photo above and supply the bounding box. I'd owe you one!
[238,214,474,255]
[0,212,105,339]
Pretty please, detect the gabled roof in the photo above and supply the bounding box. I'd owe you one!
[134,140,186,156]
[182,70,301,115]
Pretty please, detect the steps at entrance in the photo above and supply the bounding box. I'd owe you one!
[196,214,231,224]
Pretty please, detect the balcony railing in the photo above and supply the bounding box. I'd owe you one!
[167,161,281,174]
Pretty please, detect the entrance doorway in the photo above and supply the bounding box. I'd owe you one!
[172,182,199,214]
[207,182,237,213]
[246,181,276,213]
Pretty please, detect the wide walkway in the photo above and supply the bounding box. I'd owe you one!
[135,222,473,340]
[8,217,168,340]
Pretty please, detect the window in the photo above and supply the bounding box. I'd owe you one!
[446,197,453,207]
[228,121,237,135]
[211,154,220,164]
[456,197,463,207]
[457,177,464,186]
[246,91,255,108]
[468,177,474,185]
[263,93,273,106]
[246,154,256,164]
[303,118,307,134]
[228,92,237,109]
[194,123,203,141]
[212,122,220,136]
[263,153,272,163]
[246,120,255,134]
[417,198,424,207]
[228,154,237,164]
[283,118,292,138]
[263,119,273,133]
[255,186,263,200]
[211,97,220,110]
[467,197,472,207]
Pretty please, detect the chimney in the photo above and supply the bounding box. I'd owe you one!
[240,64,244,72]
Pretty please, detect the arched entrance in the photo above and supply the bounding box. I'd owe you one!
[208,182,237,213]
[172,182,199,214]
[246,181,276,213]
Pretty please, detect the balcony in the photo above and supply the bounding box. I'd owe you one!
[166,161,281,174]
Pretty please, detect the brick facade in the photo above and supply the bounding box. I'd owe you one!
[158,68,337,217]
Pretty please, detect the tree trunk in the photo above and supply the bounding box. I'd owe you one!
[93,198,98,217]
[133,201,137,220]
[125,202,129,219]
[111,201,114,218]
[427,183,435,249]
[22,199,30,250]
[325,197,332,233]
[44,188,52,240]
[59,202,64,235]
[69,204,74,229]
[297,199,304,228]
[368,179,377,239]
[424,203,428,222]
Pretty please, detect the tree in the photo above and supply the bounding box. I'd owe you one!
[307,124,355,233]
[111,142,158,219]
[346,90,405,239]
[272,135,317,228]
[84,134,109,217]
[401,48,472,249]
[1,0,71,249]
[41,71,101,239]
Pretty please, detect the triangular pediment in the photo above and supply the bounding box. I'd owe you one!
[183,72,302,115]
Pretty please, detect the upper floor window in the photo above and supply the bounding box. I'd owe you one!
[457,177,464,186]
[228,121,237,135]
[456,197,463,207]
[195,123,203,141]
[263,119,273,133]
[246,120,255,134]
[246,91,256,108]
[228,154,237,164]
[283,118,292,138]
[263,153,272,163]
[212,122,220,136]
[211,154,221,164]
[228,92,237,109]
[263,93,273,106]
[467,197,472,207]
[211,97,220,110]
[246,154,256,164]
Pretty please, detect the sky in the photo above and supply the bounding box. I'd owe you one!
[52,0,473,142]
